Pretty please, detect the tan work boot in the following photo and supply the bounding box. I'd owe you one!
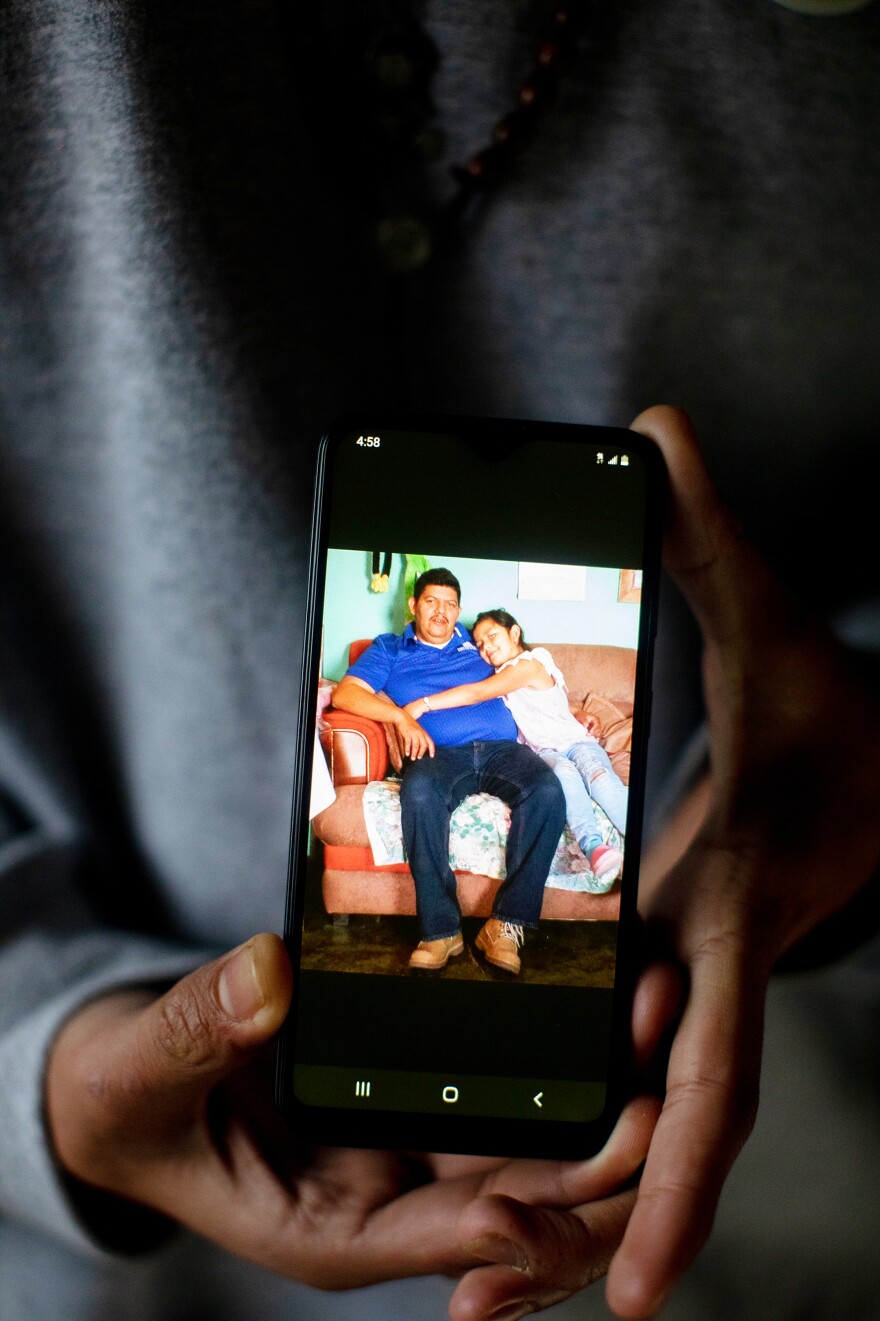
[408,933,464,971]
[475,919,524,975]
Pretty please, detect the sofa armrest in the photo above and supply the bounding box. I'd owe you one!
[321,710,389,785]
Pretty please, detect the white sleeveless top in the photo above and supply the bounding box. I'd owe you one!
[498,648,596,754]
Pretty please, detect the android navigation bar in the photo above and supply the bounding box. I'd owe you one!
[295,1065,605,1123]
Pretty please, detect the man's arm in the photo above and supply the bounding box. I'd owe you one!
[0,684,210,1253]
[333,674,435,759]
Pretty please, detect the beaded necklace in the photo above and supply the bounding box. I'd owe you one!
[286,2,595,274]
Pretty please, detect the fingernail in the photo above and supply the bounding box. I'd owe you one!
[464,1234,531,1275]
[218,942,265,1020]
[485,1303,537,1321]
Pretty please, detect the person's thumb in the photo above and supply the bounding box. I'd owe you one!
[47,933,292,1199]
[629,405,779,646]
[122,933,292,1124]
[47,934,291,1199]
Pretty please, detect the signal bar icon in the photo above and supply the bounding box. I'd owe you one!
[355,1080,371,1098]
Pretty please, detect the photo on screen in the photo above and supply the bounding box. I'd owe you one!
[302,548,642,989]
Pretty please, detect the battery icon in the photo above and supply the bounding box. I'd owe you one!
[621,454,630,466]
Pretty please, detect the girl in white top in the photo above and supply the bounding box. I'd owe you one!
[405,609,627,891]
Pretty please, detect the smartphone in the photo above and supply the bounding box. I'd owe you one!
[277,414,664,1158]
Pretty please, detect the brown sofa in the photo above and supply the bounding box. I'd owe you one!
[313,640,636,921]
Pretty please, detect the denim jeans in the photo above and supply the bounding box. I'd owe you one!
[539,740,628,856]
[399,741,566,941]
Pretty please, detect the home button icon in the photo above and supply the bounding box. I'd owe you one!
[442,1085,459,1104]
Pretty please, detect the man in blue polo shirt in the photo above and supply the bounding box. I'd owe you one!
[332,569,566,974]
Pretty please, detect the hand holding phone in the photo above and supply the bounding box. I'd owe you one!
[45,928,665,1312]
[606,407,880,1319]
[47,410,873,1318]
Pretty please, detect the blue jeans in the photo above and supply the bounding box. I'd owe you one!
[539,741,628,856]
[400,741,566,941]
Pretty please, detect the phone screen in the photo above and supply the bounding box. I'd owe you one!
[278,416,663,1157]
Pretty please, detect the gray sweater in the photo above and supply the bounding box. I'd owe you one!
[2,1,879,1317]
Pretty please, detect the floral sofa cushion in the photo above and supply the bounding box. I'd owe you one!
[362,779,622,895]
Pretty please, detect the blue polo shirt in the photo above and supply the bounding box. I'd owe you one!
[347,623,518,747]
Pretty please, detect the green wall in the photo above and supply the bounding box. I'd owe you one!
[321,550,641,681]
